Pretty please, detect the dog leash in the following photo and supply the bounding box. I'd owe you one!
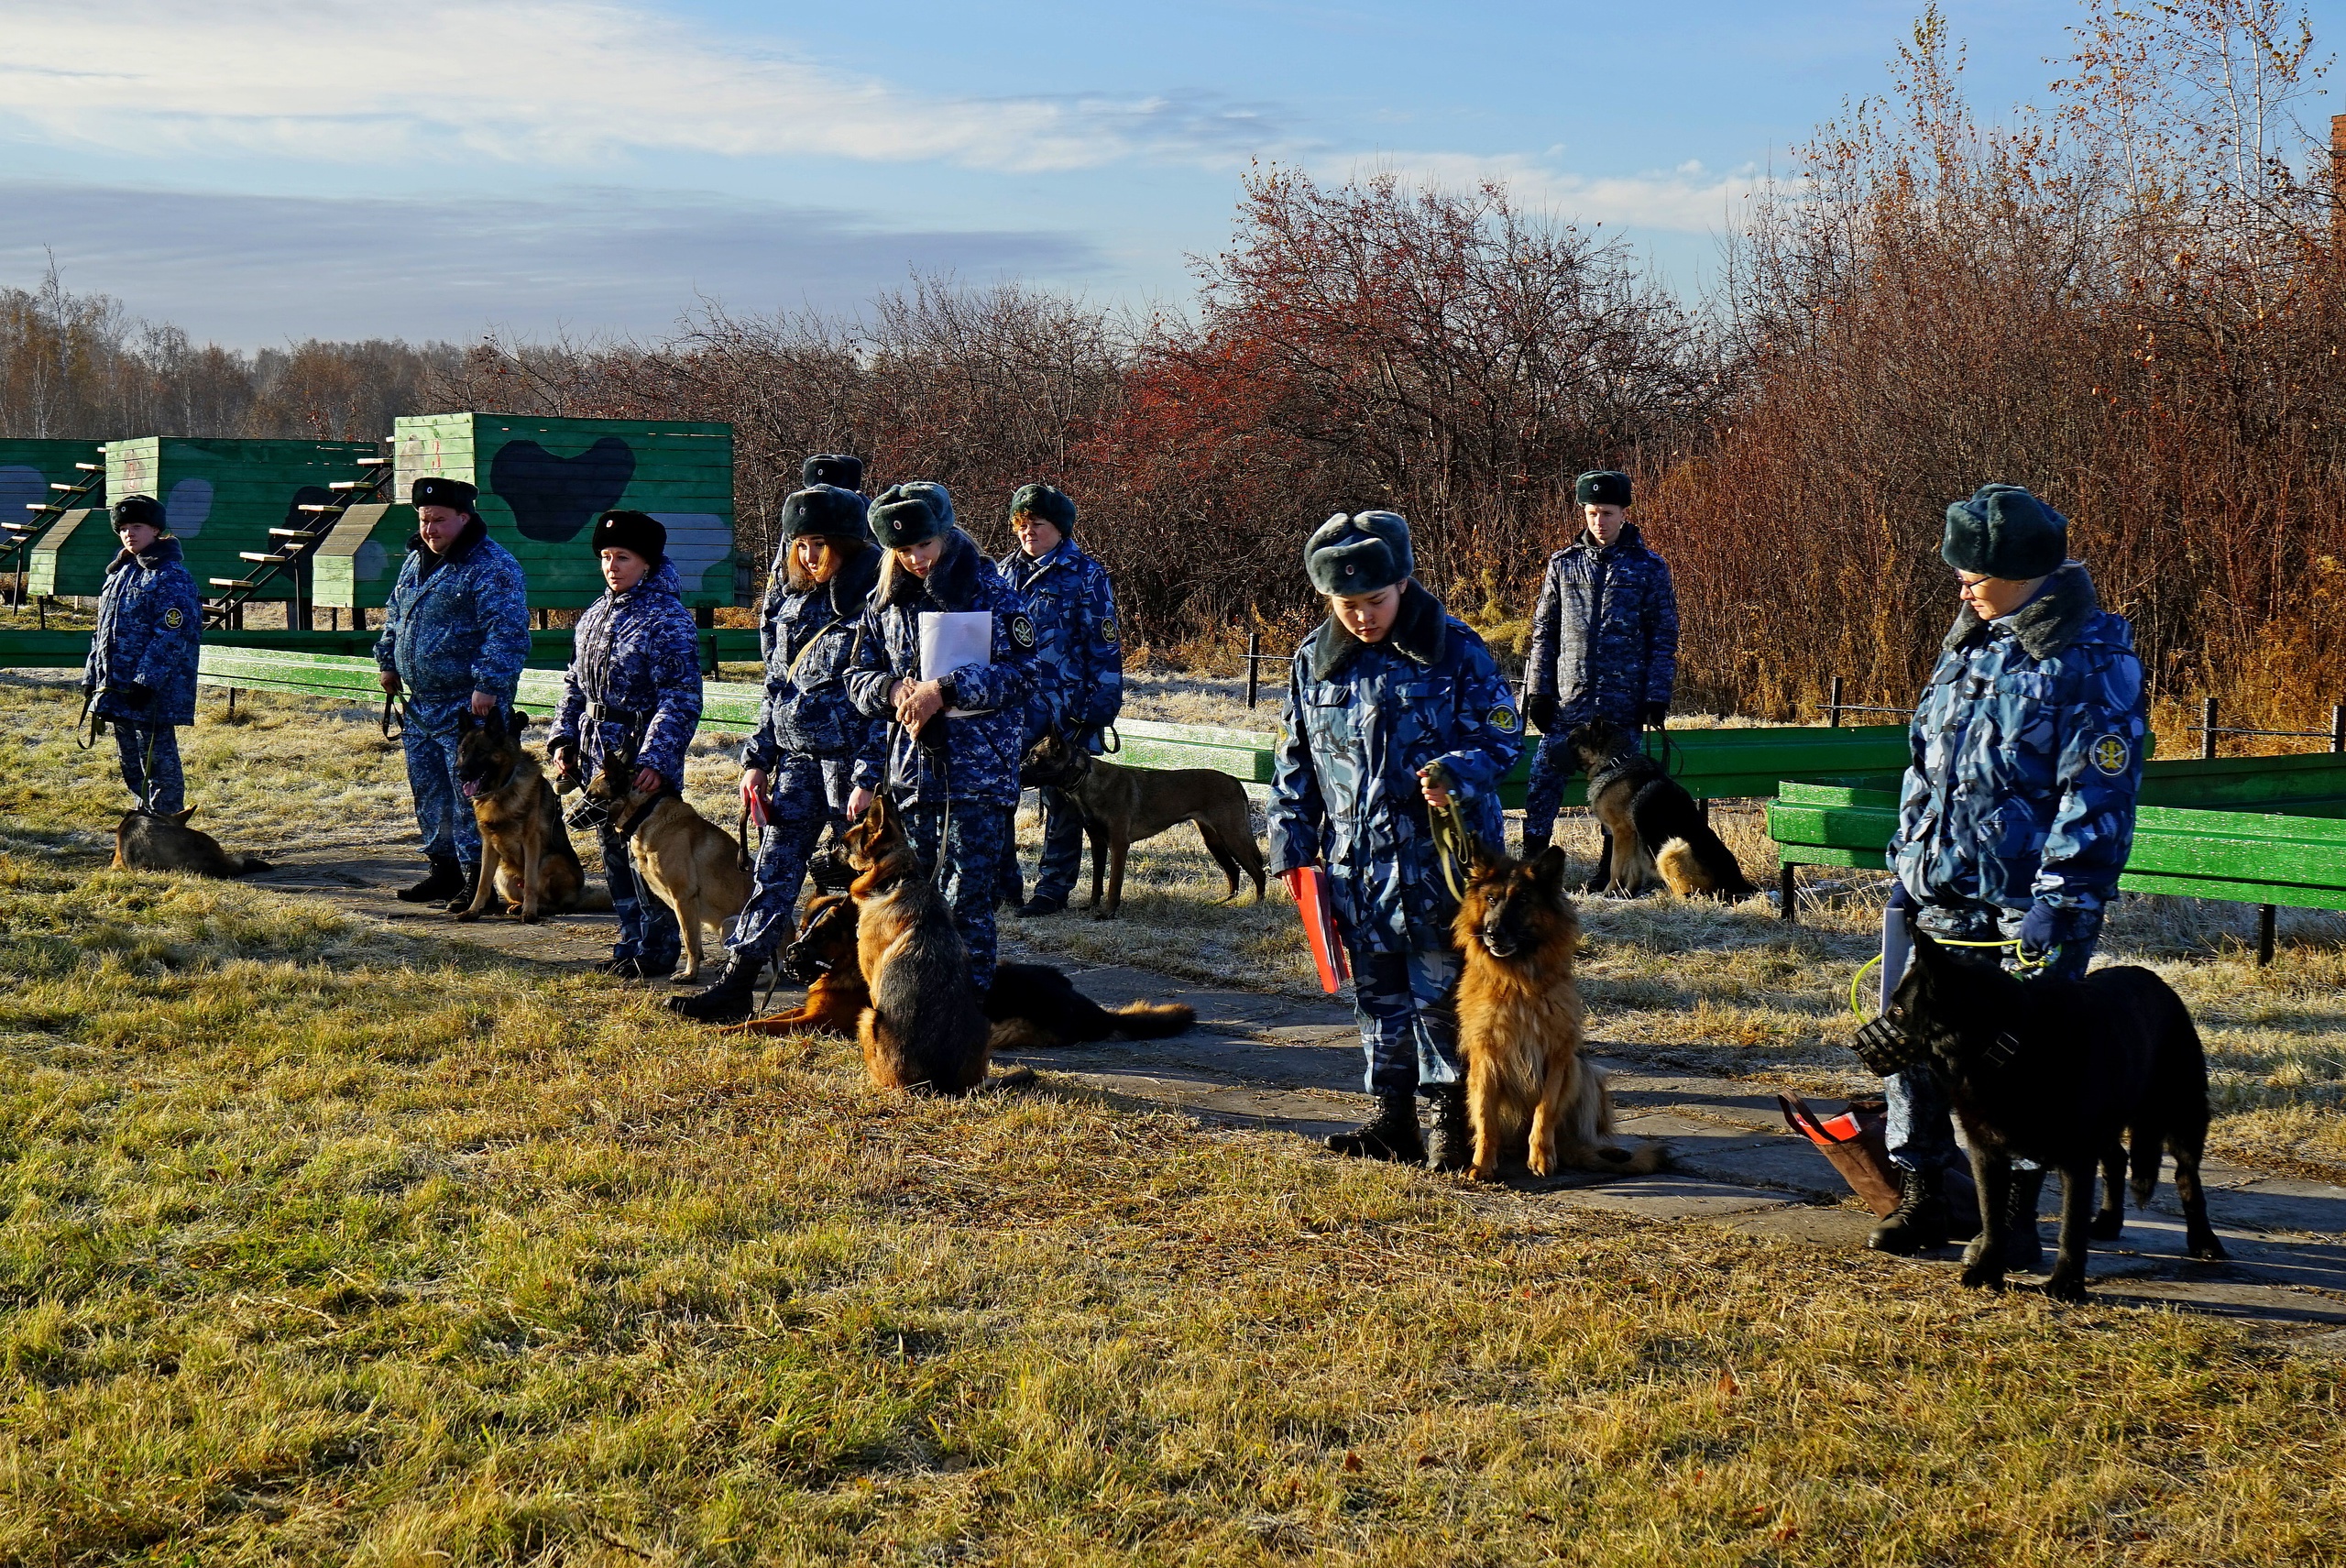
[1848,936,2049,1020]
[380,695,405,741]
[1424,777,1474,903]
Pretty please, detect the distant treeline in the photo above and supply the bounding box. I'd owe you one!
[6,1,2340,732]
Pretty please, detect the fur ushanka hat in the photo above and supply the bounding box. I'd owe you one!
[1304,510,1413,596]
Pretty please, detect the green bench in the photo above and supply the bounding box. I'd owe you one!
[0,627,761,675]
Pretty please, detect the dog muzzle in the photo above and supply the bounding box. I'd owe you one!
[782,940,834,984]
[565,796,616,833]
[1849,1015,1922,1076]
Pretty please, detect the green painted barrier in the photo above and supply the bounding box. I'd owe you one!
[2,626,761,676]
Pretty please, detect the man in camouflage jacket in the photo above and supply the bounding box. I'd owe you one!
[992,482,1124,915]
[83,496,202,816]
[1871,483,2147,1258]
[375,477,532,907]
[1520,470,1679,855]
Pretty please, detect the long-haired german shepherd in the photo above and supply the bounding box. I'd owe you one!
[840,795,993,1092]
[454,709,607,923]
[1453,844,1665,1180]
[1567,718,1755,899]
[723,890,1198,1047]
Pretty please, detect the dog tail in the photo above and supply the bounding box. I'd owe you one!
[1658,835,1756,900]
[1558,1140,1669,1175]
[232,853,272,876]
[1556,1060,1667,1173]
[1108,1001,1196,1039]
[2131,1126,2165,1207]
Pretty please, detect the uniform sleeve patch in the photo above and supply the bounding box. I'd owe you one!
[162,608,184,630]
[2090,733,2130,776]
[1101,617,1119,646]
[1010,614,1037,651]
[1489,703,1519,732]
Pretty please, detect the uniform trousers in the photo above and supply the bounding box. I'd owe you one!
[728,752,854,965]
[113,721,184,816]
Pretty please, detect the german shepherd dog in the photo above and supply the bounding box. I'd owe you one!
[1856,926,2229,1301]
[454,709,606,923]
[1567,718,1755,899]
[1452,845,1666,1180]
[113,808,270,878]
[840,795,993,1092]
[724,890,1198,1047]
[1018,728,1266,918]
[581,759,754,980]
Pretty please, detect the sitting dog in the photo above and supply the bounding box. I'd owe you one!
[1018,728,1266,918]
[840,795,993,1092]
[454,709,607,923]
[580,760,753,980]
[726,891,1199,1047]
[1452,844,1665,1179]
[113,808,269,878]
[1567,718,1754,898]
[1853,927,2228,1301]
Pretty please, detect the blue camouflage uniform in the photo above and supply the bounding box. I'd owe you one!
[85,536,202,815]
[373,519,532,865]
[728,540,885,964]
[995,535,1124,905]
[1267,585,1526,1095]
[844,530,1039,990]
[551,558,705,969]
[1880,562,2147,1169]
[1521,524,1679,843]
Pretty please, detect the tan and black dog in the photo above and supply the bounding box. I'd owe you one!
[113,808,270,878]
[1566,718,1755,899]
[581,760,753,980]
[454,709,607,923]
[1018,728,1266,918]
[839,795,992,1092]
[1453,844,1664,1181]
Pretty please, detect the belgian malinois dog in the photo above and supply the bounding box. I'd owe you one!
[1018,728,1266,918]
[1453,844,1665,1181]
[839,795,993,1092]
[1855,926,2227,1301]
[113,808,270,878]
[581,759,753,980]
[454,709,606,924]
[1567,718,1755,899]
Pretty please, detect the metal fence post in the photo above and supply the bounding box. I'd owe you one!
[2331,705,2344,753]
[2201,696,2219,761]
[2258,905,2277,967]
[1828,675,1843,729]
[1244,630,1261,709]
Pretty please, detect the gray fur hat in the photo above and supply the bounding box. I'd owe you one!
[1304,510,1413,595]
[871,481,953,550]
[1943,484,2067,579]
[780,484,872,543]
[1575,470,1632,508]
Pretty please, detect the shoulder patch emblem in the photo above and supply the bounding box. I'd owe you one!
[1489,703,1519,732]
[162,608,184,630]
[1011,613,1037,651]
[1101,617,1119,646]
[2090,733,2130,776]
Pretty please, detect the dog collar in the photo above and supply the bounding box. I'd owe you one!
[616,790,674,842]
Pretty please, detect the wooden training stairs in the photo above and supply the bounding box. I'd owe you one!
[2,453,104,597]
[204,455,391,630]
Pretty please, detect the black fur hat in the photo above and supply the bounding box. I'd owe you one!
[802,454,863,491]
[590,509,666,563]
[411,476,478,512]
[780,484,872,543]
[111,494,166,532]
[871,481,952,549]
[1574,470,1632,508]
[1304,510,1412,595]
[1943,484,2067,580]
[1010,481,1077,536]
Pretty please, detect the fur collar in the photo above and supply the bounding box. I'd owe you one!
[881,529,986,610]
[107,535,183,575]
[788,540,882,615]
[1308,580,1449,681]
[1942,562,2100,658]
[1568,522,1649,558]
[408,516,487,577]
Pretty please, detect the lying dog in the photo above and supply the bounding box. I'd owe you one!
[725,890,1198,1047]
[581,760,753,980]
[1453,844,1664,1179]
[1567,718,1754,898]
[1019,728,1266,918]
[1854,927,2228,1300]
[113,808,269,878]
[840,795,993,1093]
[454,709,607,923]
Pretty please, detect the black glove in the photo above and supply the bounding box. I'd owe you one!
[1640,701,1668,729]
[113,682,154,709]
[1526,693,1559,734]
[2018,901,2061,969]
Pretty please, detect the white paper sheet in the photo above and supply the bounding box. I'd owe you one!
[918,610,993,718]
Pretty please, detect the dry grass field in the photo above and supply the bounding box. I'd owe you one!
[4,666,2345,1563]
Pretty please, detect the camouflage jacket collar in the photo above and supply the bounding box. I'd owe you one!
[1002,537,1081,588]
[1568,522,1649,559]
[882,530,986,610]
[1307,581,1448,681]
[1942,561,2099,659]
[108,535,183,575]
[407,516,488,579]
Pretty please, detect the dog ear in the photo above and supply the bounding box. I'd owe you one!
[171,806,196,825]
[508,709,532,738]
[1530,844,1573,898]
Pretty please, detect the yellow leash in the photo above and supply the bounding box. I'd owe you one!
[1848,936,2048,1019]
[1427,787,1473,904]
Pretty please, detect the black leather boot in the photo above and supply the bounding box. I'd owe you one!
[1868,1163,1951,1255]
[398,855,463,904]
[1327,1091,1425,1163]
[667,954,762,1024]
[1424,1083,1473,1173]
[2002,1168,2046,1271]
[1520,831,1551,862]
[1018,896,1068,917]
[445,861,499,916]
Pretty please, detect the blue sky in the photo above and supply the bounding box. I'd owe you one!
[0,0,2334,346]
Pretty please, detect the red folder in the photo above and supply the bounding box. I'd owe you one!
[1290,867,1351,993]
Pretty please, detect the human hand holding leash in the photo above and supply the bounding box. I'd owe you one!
[740,769,769,828]
[378,671,401,696]
[469,689,499,718]
[847,786,875,819]
[893,678,947,730]
[2019,901,2060,968]
[634,766,663,795]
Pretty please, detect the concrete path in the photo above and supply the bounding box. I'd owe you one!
[247,842,2346,1354]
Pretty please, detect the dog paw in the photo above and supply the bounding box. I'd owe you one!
[2188,1237,2231,1263]
[452,910,479,924]
[1958,1263,2007,1292]
[517,912,543,925]
[2043,1274,2089,1303]
[2088,1213,2123,1240]
[1466,1166,1501,1182]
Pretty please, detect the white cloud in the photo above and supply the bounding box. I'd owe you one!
[0,0,1286,172]
[1332,152,1765,234]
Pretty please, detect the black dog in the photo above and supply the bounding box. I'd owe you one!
[1853,927,2228,1300]
[1566,718,1754,898]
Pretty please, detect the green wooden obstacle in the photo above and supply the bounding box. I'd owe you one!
[385,414,736,611]
[91,438,381,605]
[24,509,115,598]
[0,627,764,675]
[1,440,106,576]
